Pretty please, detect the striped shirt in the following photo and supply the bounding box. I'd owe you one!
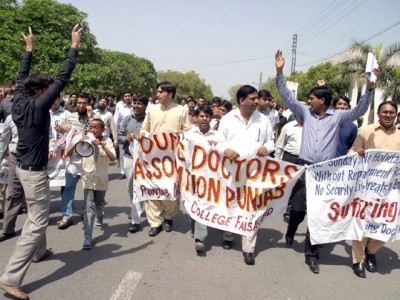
[276,74,371,163]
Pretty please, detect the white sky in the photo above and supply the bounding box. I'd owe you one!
[59,0,400,98]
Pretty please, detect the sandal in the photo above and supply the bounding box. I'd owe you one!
[32,248,54,263]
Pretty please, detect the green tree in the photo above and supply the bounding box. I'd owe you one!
[157,70,213,102]
[68,49,157,96]
[342,42,400,123]
[0,0,97,84]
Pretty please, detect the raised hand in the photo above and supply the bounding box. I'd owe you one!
[275,49,285,75]
[22,26,35,52]
[71,24,83,49]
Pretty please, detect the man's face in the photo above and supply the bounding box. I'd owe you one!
[88,120,104,139]
[187,101,195,112]
[70,94,78,104]
[260,97,273,109]
[156,88,172,106]
[123,93,133,105]
[197,97,205,105]
[378,104,397,129]
[181,99,187,106]
[335,98,350,110]
[133,100,147,117]
[76,97,88,114]
[308,94,324,114]
[196,111,211,134]
[220,105,229,116]
[211,103,221,118]
[98,98,108,111]
[240,92,258,114]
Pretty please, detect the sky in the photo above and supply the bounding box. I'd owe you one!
[58,0,400,98]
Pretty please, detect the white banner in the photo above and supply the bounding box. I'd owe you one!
[307,150,400,245]
[177,139,305,237]
[133,131,181,201]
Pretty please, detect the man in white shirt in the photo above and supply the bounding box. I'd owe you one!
[184,105,223,253]
[114,92,134,179]
[216,85,275,265]
[94,97,118,147]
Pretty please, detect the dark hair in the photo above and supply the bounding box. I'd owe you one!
[377,101,398,113]
[78,93,90,100]
[69,92,78,97]
[257,89,273,99]
[157,81,176,98]
[332,95,350,107]
[91,118,105,129]
[276,104,283,110]
[5,89,14,96]
[237,85,257,103]
[211,97,222,105]
[186,95,194,101]
[309,85,332,107]
[194,105,213,117]
[136,95,149,106]
[24,73,54,96]
[122,91,133,97]
[220,100,233,112]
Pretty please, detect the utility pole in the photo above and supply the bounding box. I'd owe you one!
[258,72,263,89]
[291,34,297,76]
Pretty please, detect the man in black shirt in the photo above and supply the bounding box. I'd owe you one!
[0,25,81,300]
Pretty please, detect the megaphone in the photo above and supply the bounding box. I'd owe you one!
[75,132,95,157]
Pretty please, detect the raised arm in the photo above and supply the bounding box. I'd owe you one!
[275,49,307,119]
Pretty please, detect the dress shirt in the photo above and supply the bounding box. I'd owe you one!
[275,120,302,160]
[349,123,400,152]
[216,108,275,158]
[276,74,371,163]
[140,102,191,134]
[337,122,358,156]
[114,102,133,128]
[94,109,117,142]
[117,112,145,157]
[261,107,279,129]
[12,49,78,167]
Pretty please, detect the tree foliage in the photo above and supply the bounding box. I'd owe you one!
[157,70,213,102]
[0,0,97,84]
[0,0,158,97]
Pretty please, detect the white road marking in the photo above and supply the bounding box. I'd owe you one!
[110,271,142,300]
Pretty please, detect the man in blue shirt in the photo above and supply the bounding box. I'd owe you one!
[275,49,378,274]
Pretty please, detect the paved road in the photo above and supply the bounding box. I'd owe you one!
[1,162,400,300]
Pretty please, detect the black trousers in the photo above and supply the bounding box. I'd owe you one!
[286,157,319,259]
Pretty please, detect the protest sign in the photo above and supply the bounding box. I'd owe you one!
[307,150,400,244]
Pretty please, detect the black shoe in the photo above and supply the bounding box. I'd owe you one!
[148,226,163,237]
[305,257,320,274]
[243,252,255,265]
[353,262,366,278]
[119,174,126,180]
[57,218,73,230]
[164,219,173,232]
[285,234,294,246]
[129,223,141,233]
[222,240,233,250]
[0,232,16,242]
[365,253,377,273]
[283,212,290,223]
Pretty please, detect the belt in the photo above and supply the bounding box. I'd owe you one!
[17,163,47,171]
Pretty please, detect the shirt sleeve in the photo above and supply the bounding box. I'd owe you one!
[274,124,288,160]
